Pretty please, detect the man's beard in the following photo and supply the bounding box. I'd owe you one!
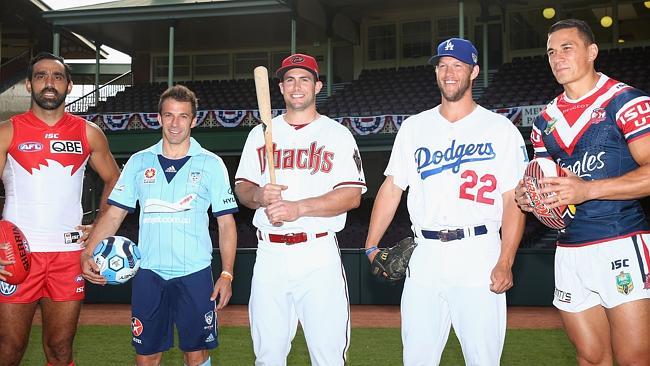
[32,87,67,110]
[438,78,472,103]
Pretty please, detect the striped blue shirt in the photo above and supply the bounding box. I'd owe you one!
[108,137,237,279]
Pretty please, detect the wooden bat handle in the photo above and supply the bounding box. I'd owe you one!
[254,66,276,184]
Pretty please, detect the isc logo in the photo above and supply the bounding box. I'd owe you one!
[50,140,83,154]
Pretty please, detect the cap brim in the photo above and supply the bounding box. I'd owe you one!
[427,55,440,65]
[427,53,475,66]
[275,66,319,79]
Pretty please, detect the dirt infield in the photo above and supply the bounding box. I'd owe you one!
[31,304,563,329]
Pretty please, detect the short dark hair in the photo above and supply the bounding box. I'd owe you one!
[548,19,596,45]
[158,84,198,117]
[27,52,72,81]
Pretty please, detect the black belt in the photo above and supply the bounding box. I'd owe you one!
[419,225,488,242]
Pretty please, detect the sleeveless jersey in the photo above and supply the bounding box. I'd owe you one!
[531,74,650,245]
[3,111,90,252]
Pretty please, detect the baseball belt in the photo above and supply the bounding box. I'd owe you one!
[257,230,328,245]
[416,225,490,242]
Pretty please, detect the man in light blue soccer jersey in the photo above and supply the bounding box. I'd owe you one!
[81,85,238,366]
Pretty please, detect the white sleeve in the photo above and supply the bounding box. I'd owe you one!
[499,124,529,192]
[384,120,411,190]
[331,129,367,193]
[235,126,264,186]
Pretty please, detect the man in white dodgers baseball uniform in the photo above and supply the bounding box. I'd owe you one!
[365,38,528,365]
[235,53,366,366]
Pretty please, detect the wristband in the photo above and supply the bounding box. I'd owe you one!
[220,271,233,281]
[365,246,379,257]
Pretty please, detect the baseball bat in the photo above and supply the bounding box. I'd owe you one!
[254,66,276,184]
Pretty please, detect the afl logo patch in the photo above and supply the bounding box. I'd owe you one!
[18,142,43,152]
[0,281,17,296]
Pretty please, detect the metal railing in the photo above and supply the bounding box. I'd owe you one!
[65,70,133,114]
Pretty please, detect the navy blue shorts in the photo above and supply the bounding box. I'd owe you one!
[130,266,218,355]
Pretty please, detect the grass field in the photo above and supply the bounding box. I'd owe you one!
[22,326,576,365]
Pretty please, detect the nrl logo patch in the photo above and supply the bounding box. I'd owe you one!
[616,271,634,295]
[544,118,558,135]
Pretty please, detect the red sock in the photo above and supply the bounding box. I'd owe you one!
[45,362,74,366]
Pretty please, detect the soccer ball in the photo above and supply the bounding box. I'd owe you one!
[92,236,141,285]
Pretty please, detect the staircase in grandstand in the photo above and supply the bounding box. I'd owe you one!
[65,70,133,114]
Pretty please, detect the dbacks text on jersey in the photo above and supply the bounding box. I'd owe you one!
[256,141,334,175]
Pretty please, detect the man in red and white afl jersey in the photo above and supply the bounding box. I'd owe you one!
[0,53,120,366]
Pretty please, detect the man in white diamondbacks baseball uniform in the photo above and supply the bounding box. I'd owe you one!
[365,38,528,366]
[235,53,366,366]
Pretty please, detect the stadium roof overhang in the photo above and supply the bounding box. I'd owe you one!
[0,0,108,59]
[41,0,359,54]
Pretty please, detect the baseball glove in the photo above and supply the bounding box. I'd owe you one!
[370,237,417,281]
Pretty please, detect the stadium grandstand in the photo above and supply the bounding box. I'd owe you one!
[3,0,650,254]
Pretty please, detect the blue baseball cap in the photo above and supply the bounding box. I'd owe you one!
[428,38,478,66]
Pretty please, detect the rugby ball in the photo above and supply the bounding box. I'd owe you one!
[523,158,576,230]
[0,220,31,285]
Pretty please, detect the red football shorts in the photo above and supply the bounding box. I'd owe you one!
[0,250,85,303]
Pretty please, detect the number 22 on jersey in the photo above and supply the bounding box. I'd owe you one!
[459,170,496,205]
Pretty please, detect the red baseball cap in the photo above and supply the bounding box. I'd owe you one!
[275,53,319,79]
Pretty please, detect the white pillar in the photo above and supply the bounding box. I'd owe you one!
[95,42,101,106]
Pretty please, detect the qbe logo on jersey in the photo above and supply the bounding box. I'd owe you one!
[50,140,83,154]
